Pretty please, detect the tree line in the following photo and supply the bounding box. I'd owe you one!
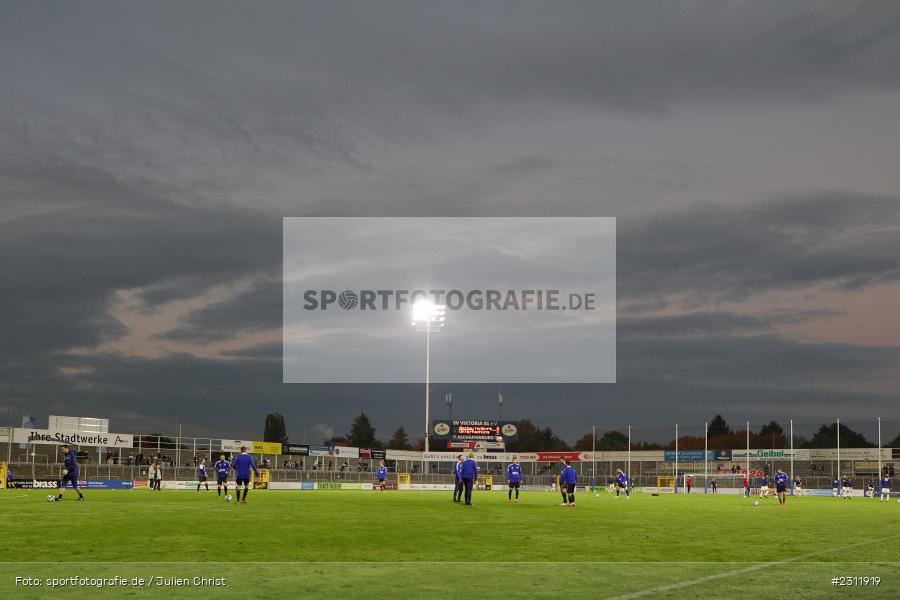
[261,412,899,452]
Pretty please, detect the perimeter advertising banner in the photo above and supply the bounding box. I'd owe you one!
[663,450,716,462]
[808,448,890,460]
[281,444,309,456]
[252,441,282,455]
[331,446,360,459]
[9,479,59,489]
[732,449,810,461]
[220,440,254,453]
[13,428,133,448]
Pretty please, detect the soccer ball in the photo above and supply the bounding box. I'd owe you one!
[225,495,232,502]
[753,500,759,506]
[595,493,600,498]
[47,495,56,502]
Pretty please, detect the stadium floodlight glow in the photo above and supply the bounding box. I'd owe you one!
[411,299,446,331]
[412,299,447,457]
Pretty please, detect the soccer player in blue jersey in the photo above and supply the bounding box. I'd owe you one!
[758,474,770,498]
[774,469,788,506]
[880,474,892,502]
[460,453,478,505]
[196,458,210,492]
[558,457,569,505]
[615,469,629,498]
[560,459,577,508]
[842,476,853,499]
[453,455,464,503]
[792,475,803,497]
[507,457,523,503]
[232,447,259,505]
[832,477,840,497]
[56,444,84,501]
[376,460,388,491]
[214,454,231,497]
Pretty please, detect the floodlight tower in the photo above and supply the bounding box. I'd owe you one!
[412,299,446,455]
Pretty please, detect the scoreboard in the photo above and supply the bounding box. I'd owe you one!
[431,420,518,443]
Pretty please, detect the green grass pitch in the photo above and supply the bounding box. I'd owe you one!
[1,489,897,598]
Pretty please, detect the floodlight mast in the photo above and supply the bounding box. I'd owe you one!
[411,300,446,460]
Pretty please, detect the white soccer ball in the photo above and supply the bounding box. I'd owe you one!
[225,495,232,502]
[47,495,55,502]
[595,493,600,498]
[753,500,759,506]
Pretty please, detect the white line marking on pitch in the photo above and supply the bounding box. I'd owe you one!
[615,535,900,599]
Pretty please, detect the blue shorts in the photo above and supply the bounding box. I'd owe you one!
[60,472,78,488]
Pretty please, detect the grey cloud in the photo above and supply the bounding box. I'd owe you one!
[0,168,279,361]
[619,192,900,304]
[157,279,282,343]
[2,326,896,442]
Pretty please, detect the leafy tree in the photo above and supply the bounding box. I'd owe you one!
[387,426,411,450]
[346,412,378,448]
[263,413,288,444]
[887,431,900,449]
[573,431,597,451]
[506,419,541,452]
[805,423,874,449]
[759,420,783,436]
[540,426,571,451]
[597,430,629,451]
[707,414,731,438]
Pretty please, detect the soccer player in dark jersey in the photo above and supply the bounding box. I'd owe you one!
[880,474,892,502]
[792,475,802,497]
[558,457,568,505]
[214,454,231,497]
[196,458,210,492]
[453,455,464,503]
[507,457,523,503]
[832,477,840,497]
[232,447,259,504]
[615,469,629,498]
[376,460,388,491]
[57,444,84,501]
[841,476,853,499]
[560,459,577,508]
[774,469,788,506]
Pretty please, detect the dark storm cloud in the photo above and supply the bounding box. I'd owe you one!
[0,166,280,361]
[3,313,896,441]
[156,279,282,343]
[618,313,900,388]
[619,192,900,305]
[2,1,900,436]
[619,309,844,339]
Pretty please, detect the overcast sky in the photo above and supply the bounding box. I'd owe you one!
[2,1,899,443]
